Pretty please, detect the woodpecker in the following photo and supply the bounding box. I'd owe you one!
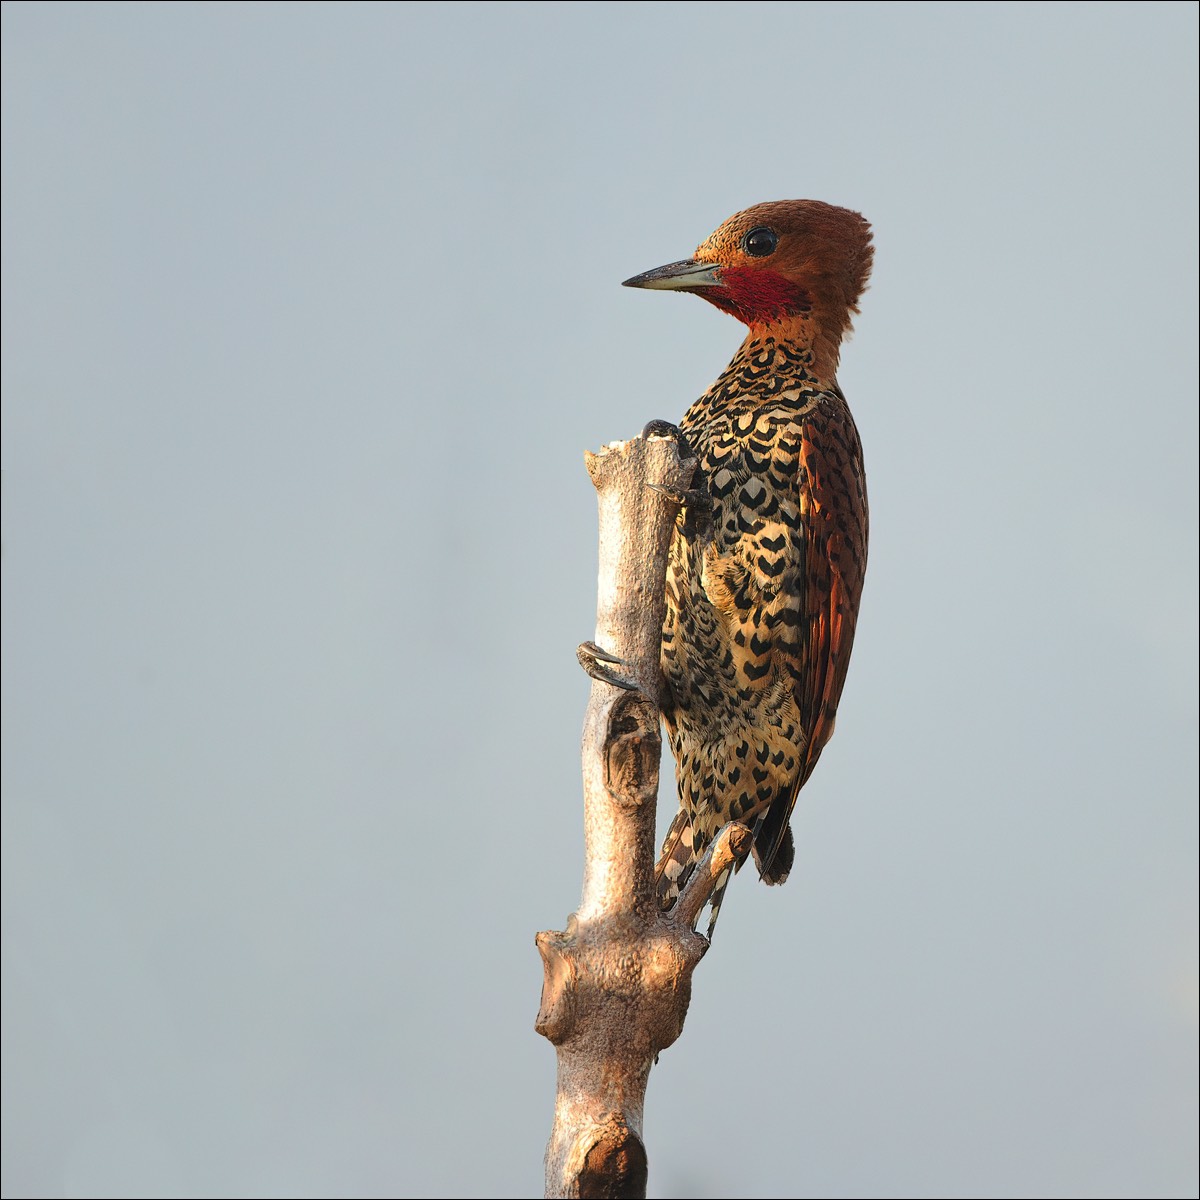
[623,200,872,930]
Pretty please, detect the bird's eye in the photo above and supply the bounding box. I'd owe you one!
[743,226,778,257]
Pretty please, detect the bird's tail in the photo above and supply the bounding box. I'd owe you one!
[698,821,792,936]
[704,867,732,938]
[751,821,795,885]
[655,809,738,937]
[654,808,699,908]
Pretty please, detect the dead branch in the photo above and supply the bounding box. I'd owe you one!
[535,432,752,1199]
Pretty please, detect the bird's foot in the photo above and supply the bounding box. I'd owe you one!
[647,481,714,543]
[576,641,639,691]
[641,420,710,538]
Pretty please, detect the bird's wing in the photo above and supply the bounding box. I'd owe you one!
[755,407,868,876]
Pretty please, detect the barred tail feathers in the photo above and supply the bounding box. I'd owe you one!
[654,808,699,908]
[705,867,733,938]
[655,809,740,937]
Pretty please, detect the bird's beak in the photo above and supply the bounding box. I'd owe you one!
[621,259,724,291]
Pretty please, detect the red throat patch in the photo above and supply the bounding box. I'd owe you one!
[700,266,811,327]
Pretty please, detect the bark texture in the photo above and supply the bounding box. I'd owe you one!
[536,432,752,1199]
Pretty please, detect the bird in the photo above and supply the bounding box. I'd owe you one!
[622,200,872,932]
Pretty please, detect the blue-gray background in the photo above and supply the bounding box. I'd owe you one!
[3,3,1197,1197]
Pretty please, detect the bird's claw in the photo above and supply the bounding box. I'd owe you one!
[582,641,622,664]
[577,641,640,691]
[648,482,714,543]
[648,481,704,508]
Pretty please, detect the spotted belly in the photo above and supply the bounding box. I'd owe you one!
[660,402,814,842]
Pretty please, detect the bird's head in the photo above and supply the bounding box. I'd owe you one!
[623,200,873,377]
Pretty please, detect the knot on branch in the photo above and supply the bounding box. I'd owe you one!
[534,929,577,1046]
[604,693,661,809]
[535,918,704,1057]
[575,1118,648,1200]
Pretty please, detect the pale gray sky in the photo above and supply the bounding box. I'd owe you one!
[2,3,1197,1197]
